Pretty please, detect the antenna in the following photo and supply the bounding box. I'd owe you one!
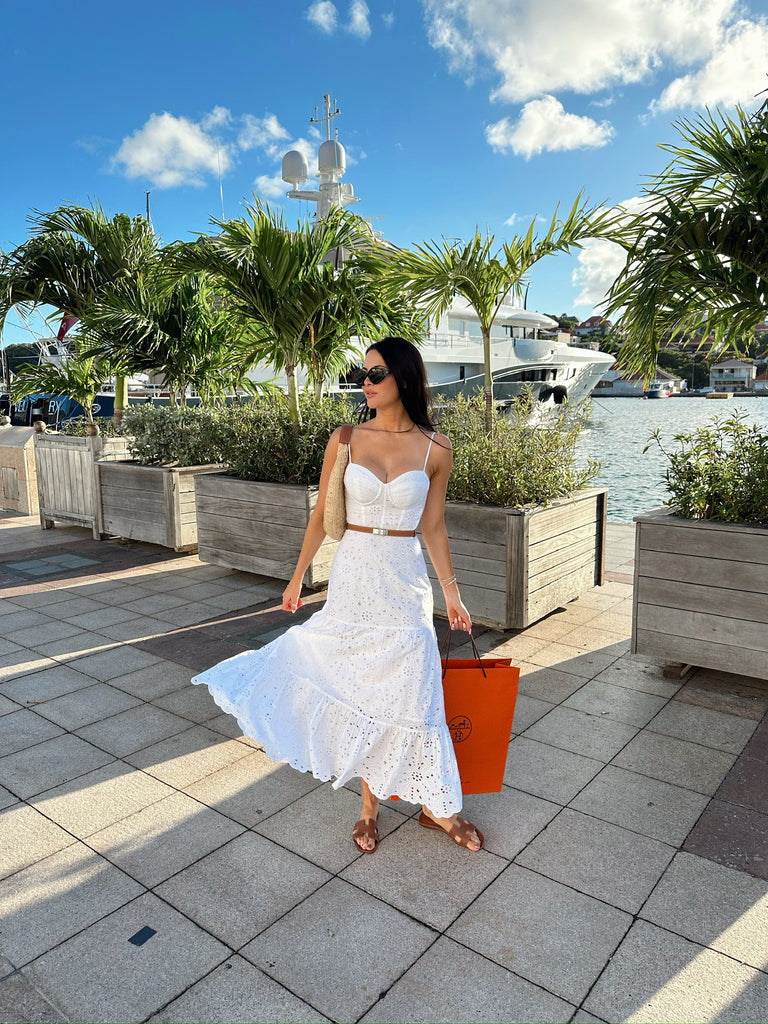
[217,149,225,220]
[310,94,341,140]
[145,191,152,225]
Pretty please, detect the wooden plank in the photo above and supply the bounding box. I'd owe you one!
[103,515,167,545]
[636,603,768,654]
[638,520,768,565]
[507,509,528,630]
[100,485,166,511]
[198,517,307,560]
[527,562,597,624]
[195,492,309,529]
[529,532,597,577]
[529,546,595,593]
[431,578,508,628]
[426,563,507,594]
[634,628,768,681]
[636,548,768,595]
[196,474,314,510]
[637,576,768,623]
[527,492,603,544]
[529,520,597,561]
[427,533,506,563]
[443,502,507,543]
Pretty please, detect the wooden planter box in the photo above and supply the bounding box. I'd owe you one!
[0,427,38,515]
[425,487,608,630]
[633,508,768,680]
[194,473,339,587]
[96,462,223,552]
[34,433,131,538]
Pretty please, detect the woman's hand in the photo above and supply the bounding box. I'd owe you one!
[445,593,472,632]
[282,580,304,613]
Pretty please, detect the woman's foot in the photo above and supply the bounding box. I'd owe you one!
[419,810,484,851]
[353,787,380,853]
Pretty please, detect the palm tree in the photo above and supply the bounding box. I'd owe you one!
[9,335,121,432]
[178,199,414,422]
[606,100,768,379]
[384,195,623,431]
[0,202,158,424]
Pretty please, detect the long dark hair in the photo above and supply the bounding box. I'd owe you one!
[359,336,436,431]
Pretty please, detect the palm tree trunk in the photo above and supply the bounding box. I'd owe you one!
[286,364,301,424]
[482,325,494,433]
[113,373,128,428]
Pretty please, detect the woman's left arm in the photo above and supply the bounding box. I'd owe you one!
[420,435,472,632]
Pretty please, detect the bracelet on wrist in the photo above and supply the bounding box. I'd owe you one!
[439,574,457,589]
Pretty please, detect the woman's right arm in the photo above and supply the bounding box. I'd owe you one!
[282,426,346,612]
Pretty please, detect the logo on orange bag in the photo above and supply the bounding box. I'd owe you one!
[449,715,472,742]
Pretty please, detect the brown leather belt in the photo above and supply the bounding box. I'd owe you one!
[346,523,416,538]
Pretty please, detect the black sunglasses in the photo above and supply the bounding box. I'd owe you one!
[349,366,392,386]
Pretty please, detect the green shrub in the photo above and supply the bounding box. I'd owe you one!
[646,412,768,523]
[60,416,124,438]
[220,394,354,484]
[122,405,224,466]
[438,393,601,507]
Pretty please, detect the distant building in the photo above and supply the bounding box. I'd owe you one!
[573,316,612,337]
[754,371,768,392]
[709,359,756,391]
[595,365,684,396]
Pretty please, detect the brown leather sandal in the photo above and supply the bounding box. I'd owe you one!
[418,811,484,850]
[352,817,380,854]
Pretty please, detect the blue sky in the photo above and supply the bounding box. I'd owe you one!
[3,0,767,347]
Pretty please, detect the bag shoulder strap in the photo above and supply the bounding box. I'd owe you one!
[339,424,353,445]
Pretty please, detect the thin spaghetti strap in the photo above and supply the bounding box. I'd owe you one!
[345,424,354,463]
[423,431,436,470]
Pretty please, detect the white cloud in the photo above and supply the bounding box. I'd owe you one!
[382,11,395,27]
[113,111,231,188]
[504,213,518,227]
[201,106,231,131]
[238,113,291,154]
[255,173,289,200]
[651,18,768,111]
[487,96,614,157]
[572,196,648,307]
[423,0,750,104]
[348,0,371,38]
[307,1,337,33]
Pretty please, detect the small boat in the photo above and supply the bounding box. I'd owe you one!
[643,383,671,398]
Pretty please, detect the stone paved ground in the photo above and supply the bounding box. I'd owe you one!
[0,513,766,1024]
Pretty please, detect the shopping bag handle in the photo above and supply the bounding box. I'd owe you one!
[440,629,487,679]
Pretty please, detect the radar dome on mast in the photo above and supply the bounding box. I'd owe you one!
[281,150,309,186]
[318,139,346,176]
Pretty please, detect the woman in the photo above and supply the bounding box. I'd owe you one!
[192,337,483,853]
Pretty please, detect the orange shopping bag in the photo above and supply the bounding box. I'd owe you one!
[441,632,520,795]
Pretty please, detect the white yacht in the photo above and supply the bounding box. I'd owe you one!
[278,95,614,409]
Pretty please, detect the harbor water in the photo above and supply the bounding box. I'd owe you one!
[575,395,768,523]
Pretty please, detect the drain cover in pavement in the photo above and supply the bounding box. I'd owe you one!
[5,553,100,577]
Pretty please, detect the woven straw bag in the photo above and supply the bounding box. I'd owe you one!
[323,424,353,541]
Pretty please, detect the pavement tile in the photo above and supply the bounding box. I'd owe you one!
[584,919,768,1024]
[360,934,574,1024]
[33,681,141,731]
[156,831,330,947]
[447,864,631,1005]
[715,754,768,815]
[33,630,120,661]
[612,730,737,795]
[0,733,115,800]
[517,666,591,704]
[0,804,75,880]
[525,643,619,679]
[0,973,67,1023]
[0,639,25,659]
[592,655,682,698]
[151,683,223,723]
[0,784,17,811]
[641,851,768,971]
[118,592,192,616]
[2,663,98,704]
[0,653,65,685]
[88,790,245,886]
[24,891,230,1024]
[63,606,147,631]
[66,644,162,682]
[509,694,554,733]
[504,736,605,804]
[136,629,247,671]
[3,620,82,647]
[31,760,176,838]
[562,678,668,727]
[515,807,674,913]
[648,701,758,755]
[482,634,547,662]
[125,724,256,788]
[523,706,638,762]
[340,817,506,931]
[44,596,106,620]
[149,955,329,1023]
[555,626,631,655]
[571,765,710,846]
[0,609,56,632]
[0,843,144,966]
[0,708,63,755]
[675,671,768,720]
[683,798,768,881]
[76,703,192,757]
[155,603,229,627]
[459,786,560,860]
[255,783,408,873]
[184,751,322,828]
[524,611,586,642]
[108,658,192,700]
[242,877,435,1023]
[97,615,178,641]
[742,718,768,762]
